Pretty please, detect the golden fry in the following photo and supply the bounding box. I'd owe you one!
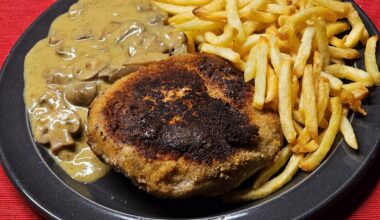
[326,22,350,38]
[365,35,380,85]
[294,27,315,77]
[168,11,195,25]
[340,115,358,150]
[329,46,360,60]
[279,60,297,143]
[317,78,330,125]
[156,0,210,5]
[224,154,303,202]
[204,25,234,47]
[226,0,246,44]
[175,18,224,32]
[325,64,373,85]
[244,44,258,82]
[253,146,292,189]
[315,17,330,69]
[302,65,319,140]
[268,35,282,76]
[151,1,195,14]
[253,37,269,110]
[265,66,279,109]
[299,97,342,171]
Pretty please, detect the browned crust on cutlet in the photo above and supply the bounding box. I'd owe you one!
[87,53,283,198]
[98,54,259,163]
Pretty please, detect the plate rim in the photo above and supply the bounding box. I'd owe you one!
[0,0,380,219]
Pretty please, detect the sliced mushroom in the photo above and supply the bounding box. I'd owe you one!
[116,21,145,43]
[75,58,108,81]
[46,69,73,85]
[148,13,168,25]
[56,45,76,60]
[34,109,81,152]
[65,82,97,107]
[29,90,66,117]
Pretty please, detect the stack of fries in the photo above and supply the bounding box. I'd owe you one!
[152,0,380,202]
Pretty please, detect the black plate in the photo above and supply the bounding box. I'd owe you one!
[1,0,380,219]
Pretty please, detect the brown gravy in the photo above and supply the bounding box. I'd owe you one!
[24,0,187,182]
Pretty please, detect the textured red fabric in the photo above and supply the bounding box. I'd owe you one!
[0,0,379,219]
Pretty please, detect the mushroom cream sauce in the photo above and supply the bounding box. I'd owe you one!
[24,0,187,182]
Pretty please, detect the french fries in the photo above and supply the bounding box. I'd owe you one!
[253,37,269,110]
[315,17,330,69]
[365,35,380,85]
[253,146,292,189]
[302,65,318,141]
[163,0,377,202]
[224,154,303,202]
[299,97,342,171]
[325,64,373,85]
[340,114,358,150]
[293,27,315,77]
[279,60,297,144]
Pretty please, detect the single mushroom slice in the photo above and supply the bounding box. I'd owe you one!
[65,82,97,107]
[75,58,109,81]
[34,109,81,153]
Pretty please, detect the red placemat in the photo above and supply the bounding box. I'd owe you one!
[0,1,379,219]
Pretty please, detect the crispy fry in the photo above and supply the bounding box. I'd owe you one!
[344,24,364,48]
[320,72,343,92]
[317,78,330,125]
[253,146,292,189]
[326,22,350,38]
[224,154,303,202]
[290,128,312,153]
[168,11,195,25]
[152,1,195,14]
[238,0,269,18]
[302,65,319,140]
[299,97,342,171]
[329,36,345,48]
[340,115,358,150]
[253,37,269,110]
[175,18,224,32]
[204,24,234,47]
[292,75,300,108]
[156,0,210,6]
[365,35,380,85]
[311,0,350,14]
[315,17,330,69]
[244,44,258,82]
[294,27,315,77]
[269,35,282,75]
[299,140,319,153]
[325,64,373,85]
[240,34,268,55]
[264,4,294,15]
[350,87,369,100]
[199,43,245,70]
[265,66,279,109]
[347,4,369,45]
[329,46,360,60]
[282,6,337,34]
[243,10,278,24]
[279,60,297,143]
[226,0,246,44]
[193,0,225,18]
